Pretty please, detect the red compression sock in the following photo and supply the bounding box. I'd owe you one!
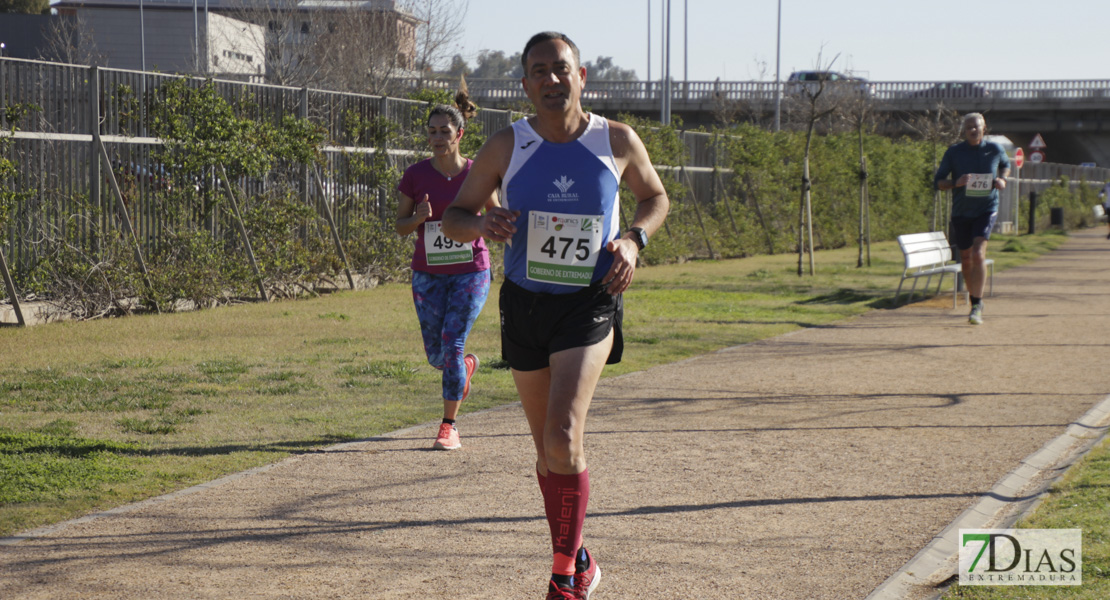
[544,469,590,576]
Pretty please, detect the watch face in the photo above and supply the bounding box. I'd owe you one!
[631,228,647,249]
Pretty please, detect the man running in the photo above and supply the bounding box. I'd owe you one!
[442,31,669,600]
[935,112,1010,325]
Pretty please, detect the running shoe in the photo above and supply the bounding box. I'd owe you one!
[461,353,479,400]
[968,303,984,325]
[574,548,601,599]
[432,422,461,451]
[545,582,576,600]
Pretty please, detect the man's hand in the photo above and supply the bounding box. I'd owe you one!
[601,237,639,295]
[480,206,519,243]
[993,177,1007,191]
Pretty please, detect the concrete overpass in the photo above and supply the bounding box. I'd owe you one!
[451,79,1110,166]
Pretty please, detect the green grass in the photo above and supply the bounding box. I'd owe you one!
[0,232,1077,541]
[942,436,1110,599]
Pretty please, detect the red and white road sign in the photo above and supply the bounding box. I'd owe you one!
[1030,150,1045,163]
[1014,147,1024,169]
[1030,133,1047,149]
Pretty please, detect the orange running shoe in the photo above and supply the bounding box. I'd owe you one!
[461,353,479,400]
[432,422,460,451]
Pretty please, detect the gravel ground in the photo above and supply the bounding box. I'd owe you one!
[3,229,1109,600]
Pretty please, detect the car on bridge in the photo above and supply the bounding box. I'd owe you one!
[908,82,989,98]
[785,70,874,97]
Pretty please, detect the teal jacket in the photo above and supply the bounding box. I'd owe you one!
[934,140,1010,218]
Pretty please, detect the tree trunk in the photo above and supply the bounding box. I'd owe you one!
[857,124,868,268]
[798,120,816,276]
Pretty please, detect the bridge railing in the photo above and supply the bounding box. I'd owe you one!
[405,78,1110,105]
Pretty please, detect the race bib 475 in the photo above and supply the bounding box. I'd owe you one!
[525,210,604,286]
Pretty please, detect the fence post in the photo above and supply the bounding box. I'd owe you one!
[89,65,102,257]
[300,86,310,208]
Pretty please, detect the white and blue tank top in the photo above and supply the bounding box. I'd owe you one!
[501,113,621,294]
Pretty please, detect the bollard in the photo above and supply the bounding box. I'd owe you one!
[1050,207,1064,227]
[1027,191,1037,235]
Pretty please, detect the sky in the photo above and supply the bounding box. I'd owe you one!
[455,0,1110,83]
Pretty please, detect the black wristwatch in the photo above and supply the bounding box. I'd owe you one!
[628,227,648,251]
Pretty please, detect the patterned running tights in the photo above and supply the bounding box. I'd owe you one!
[411,269,491,402]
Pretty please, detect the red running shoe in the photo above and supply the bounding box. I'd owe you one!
[574,548,601,599]
[461,353,479,400]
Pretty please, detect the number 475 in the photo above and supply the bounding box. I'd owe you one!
[540,236,591,261]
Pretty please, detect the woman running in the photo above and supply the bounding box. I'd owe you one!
[396,91,497,450]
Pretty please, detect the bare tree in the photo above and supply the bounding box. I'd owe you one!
[712,59,775,128]
[223,0,416,94]
[903,103,959,230]
[842,90,878,267]
[402,0,468,86]
[790,53,844,276]
[38,14,106,66]
[309,6,413,95]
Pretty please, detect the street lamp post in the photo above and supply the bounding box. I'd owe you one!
[139,0,146,71]
[773,0,782,132]
[661,0,672,125]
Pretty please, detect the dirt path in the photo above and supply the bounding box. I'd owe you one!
[3,229,1110,600]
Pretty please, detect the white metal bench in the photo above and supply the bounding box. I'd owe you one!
[895,232,993,308]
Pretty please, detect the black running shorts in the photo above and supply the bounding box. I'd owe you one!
[950,212,998,251]
[498,278,624,372]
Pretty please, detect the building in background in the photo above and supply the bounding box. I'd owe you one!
[34,0,419,89]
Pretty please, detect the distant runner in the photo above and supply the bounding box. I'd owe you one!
[935,112,1010,325]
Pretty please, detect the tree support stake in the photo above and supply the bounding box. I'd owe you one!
[311,165,355,290]
[219,166,268,302]
[0,244,25,326]
[97,139,159,313]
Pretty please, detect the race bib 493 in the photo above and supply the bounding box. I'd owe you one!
[424,221,473,266]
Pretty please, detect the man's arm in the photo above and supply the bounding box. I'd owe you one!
[995,145,1011,190]
[934,147,956,191]
[602,121,670,294]
[443,128,518,244]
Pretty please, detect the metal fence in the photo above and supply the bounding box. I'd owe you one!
[0,57,735,279]
[4,57,1107,297]
[0,58,498,274]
